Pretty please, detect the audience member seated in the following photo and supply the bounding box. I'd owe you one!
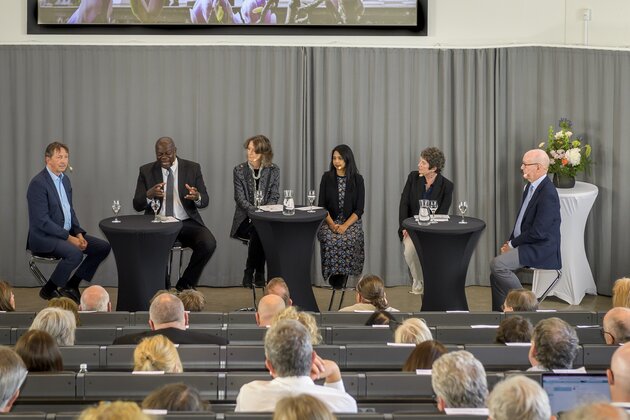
[14,329,63,372]
[273,306,322,345]
[79,285,111,312]
[142,382,210,412]
[235,319,357,413]
[528,317,579,371]
[113,293,228,345]
[48,296,81,326]
[431,350,488,412]
[178,289,206,312]
[402,340,448,372]
[0,346,28,413]
[603,307,630,345]
[273,394,336,420]
[495,315,533,344]
[613,277,630,308]
[0,280,16,311]
[486,374,553,420]
[608,343,630,405]
[365,310,399,326]
[256,294,286,327]
[562,402,627,420]
[265,277,293,307]
[503,288,538,312]
[30,307,76,346]
[79,401,150,420]
[394,317,432,344]
[133,335,183,373]
[340,274,398,312]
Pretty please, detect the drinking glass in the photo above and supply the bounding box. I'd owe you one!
[283,190,295,216]
[111,200,121,223]
[418,199,430,225]
[307,189,316,213]
[254,190,264,212]
[429,200,438,224]
[150,199,161,223]
[458,201,468,224]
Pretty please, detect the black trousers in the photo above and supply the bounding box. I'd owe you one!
[176,219,217,288]
[236,219,265,273]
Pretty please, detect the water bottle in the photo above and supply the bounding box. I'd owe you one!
[283,190,295,216]
[418,199,430,225]
[78,363,88,374]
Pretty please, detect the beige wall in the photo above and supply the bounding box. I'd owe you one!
[1,0,629,48]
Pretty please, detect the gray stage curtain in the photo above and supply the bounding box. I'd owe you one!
[1,45,628,296]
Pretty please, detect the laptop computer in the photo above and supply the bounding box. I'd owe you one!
[541,373,611,414]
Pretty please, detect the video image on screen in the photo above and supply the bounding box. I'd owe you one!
[38,0,419,27]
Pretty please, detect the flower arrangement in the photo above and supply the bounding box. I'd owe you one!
[539,118,591,177]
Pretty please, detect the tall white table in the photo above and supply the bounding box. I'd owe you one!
[533,181,598,305]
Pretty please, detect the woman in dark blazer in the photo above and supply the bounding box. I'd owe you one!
[317,144,365,286]
[398,147,454,295]
[230,135,280,288]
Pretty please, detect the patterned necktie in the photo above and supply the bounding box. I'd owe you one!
[165,168,174,217]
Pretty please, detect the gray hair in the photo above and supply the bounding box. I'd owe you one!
[80,285,110,312]
[431,350,488,408]
[487,375,551,420]
[30,307,76,346]
[149,293,185,325]
[0,346,28,411]
[264,319,312,377]
[532,317,579,369]
[394,318,433,344]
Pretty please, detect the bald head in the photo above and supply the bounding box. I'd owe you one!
[149,293,186,330]
[80,285,111,312]
[603,307,630,345]
[522,149,550,183]
[525,149,550,168]
[608,343,630,403]
[256,294,286,327]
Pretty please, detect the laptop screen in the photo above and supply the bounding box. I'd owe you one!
[542,373,611,414]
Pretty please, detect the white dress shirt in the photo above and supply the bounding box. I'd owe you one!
[235,376,357,413]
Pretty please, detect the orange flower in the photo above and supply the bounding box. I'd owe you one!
[561,158,568,166]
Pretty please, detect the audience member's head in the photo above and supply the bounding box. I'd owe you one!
[394,318,432,344]
[503,289,539,312]
[14,329,63,372]
[30,307,76,346]
[495,315,533,344]
[0,346,28,413]
[256,294,286,327]
[133,335,183,373]
[529,317,579,370]
[402,340,448,372]
[142,383,209,412]
[603,307,630,345]
[365,310,398,326]
[431,350,487,411]
[272,306,322,345]
[353,274,389,311]
[487,375,553,420]
[613,277,630,308]
[0,280,15,311]
[149,293,187,330]
[178,289,206,312]
[48,296,81,326]
[78,401,150,420]
[264,319,312,378]
[265,277,292,307]
[561,402,627,420]
[79,285,111,312]
[273,394,336,420]
[608,342,630,403]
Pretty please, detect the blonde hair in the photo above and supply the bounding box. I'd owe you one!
[0,280,15,311]
[273,394,336,420]
[355,274,388,311]
[272,306,322,345]
[178,289,206,312]
[133,335,183,373]
[613,277,630,308]
[48,296,81,326]
[394,318,433,344]
[79,401,150,420]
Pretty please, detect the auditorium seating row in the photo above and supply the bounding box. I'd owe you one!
[0,310,608,328]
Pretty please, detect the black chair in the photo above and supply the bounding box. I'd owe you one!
[166,241,191,289]
[27,250,60,286]
[327,274,353,311]
[530,268,563,303]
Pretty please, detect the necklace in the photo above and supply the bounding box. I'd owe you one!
[248,162,262,180]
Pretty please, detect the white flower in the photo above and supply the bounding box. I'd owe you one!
[565,131,573,138]
[538,142,546,148]
[555,131,564,139]
[549,158,555,165]
[565,148,581,166]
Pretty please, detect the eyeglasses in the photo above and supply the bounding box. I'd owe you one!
[603,330,616,343]
[521,162,539,167]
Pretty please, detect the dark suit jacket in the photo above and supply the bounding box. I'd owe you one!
[133,158,209,226]
[398,172,453,240]
[510,175,561,269]
[317,171,365,222]
[112,327,228,345]
[27,168,86,253]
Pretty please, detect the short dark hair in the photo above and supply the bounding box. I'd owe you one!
[142,383,209,412]
[421,147,445,173]
[14,329,63,372]
[504,289,538,311]
[0,280,14,312]
[403,340,448,371]
[532,317,579,369]
[45,141,69,158]
[365,310,398,326]
[495,316,533,344]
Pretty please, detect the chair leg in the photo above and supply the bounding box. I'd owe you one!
[538,270,562,303]
[338,275,350,311]
[328,289,337,311]
[166,249,174,289]
[252,282,258,311]
[28,258,48,286]
[178,249,185,279]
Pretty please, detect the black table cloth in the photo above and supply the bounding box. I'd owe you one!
[249,208,327,312]
[402,216,486,311]
[99,215,182,311]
